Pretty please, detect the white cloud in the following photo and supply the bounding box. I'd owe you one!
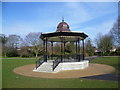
[72,20,115,40]
[64,2,92,25]
[64,2,117,26]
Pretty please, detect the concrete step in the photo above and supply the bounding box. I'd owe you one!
[35,62,53,72]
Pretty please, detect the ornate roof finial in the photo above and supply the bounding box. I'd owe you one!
[62,17,64,22]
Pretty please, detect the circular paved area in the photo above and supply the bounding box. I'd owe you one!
[13,63,115,78]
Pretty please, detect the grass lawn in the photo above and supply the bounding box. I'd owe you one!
[2,57,119,88]
[90,57,119,73]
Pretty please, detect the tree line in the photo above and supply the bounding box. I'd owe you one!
[0,19,119,57]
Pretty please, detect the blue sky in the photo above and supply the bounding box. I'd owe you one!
[2,2,118,40]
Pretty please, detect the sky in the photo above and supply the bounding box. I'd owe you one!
[2,2,118,41]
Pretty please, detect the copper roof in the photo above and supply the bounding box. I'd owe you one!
[56,21,71,32]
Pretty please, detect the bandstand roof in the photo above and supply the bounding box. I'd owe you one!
[40,19,88,42]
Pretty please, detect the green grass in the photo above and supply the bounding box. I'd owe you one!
[90,57,119,73]
[2,57,119,88]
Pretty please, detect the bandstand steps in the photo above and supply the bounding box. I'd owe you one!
[36,62,53,72]
[33,60,89,73]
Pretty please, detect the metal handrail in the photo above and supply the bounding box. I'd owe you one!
[36,57,44,69]
[52,56,61,71]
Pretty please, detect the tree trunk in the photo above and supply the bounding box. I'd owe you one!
[36,54,38,57]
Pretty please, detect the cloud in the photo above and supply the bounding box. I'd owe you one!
[63,2,117,39]
[64,2,92,25]
[72,20,115,40]
[64,2,117,26]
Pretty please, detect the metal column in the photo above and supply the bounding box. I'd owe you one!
[61,41,63,62]
[43,40,46,62]
[51,41,53,60]
[45,38,48,62]
[82,39,85,60]
[78,38,80,61]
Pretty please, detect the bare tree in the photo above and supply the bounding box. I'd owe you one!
[4,34,22,57]
[6,34,22,48]
[110,17,120,46]
[95,33,113,55]
[24,32,42,57]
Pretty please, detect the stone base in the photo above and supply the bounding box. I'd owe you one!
[54,60,89,73]
[33,60,89,73]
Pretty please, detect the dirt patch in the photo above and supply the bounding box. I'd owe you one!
[13,63,115,78]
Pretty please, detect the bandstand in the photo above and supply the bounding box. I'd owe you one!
[34,19,89,73]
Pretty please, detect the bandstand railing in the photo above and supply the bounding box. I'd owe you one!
[35,54,84,70]
[52,54,84,70]
[62,54,84,62]
[36,57,44,69]
[52,56,61,71]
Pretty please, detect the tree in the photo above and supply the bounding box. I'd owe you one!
[110,17,120,46]
[6,34,22,48]
[95,33,113,55]
[5,34,22,57]
[0,34,7,57]
[24,32,42,57]
[54,43,61,55]
[17,46,34,57]
[0,34,7,45]
[85,38,94,56]
[65,42,75,54]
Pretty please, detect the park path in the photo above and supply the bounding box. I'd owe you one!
[81,73,120,82]
[85,56,98,61]
[13,63,115,78]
